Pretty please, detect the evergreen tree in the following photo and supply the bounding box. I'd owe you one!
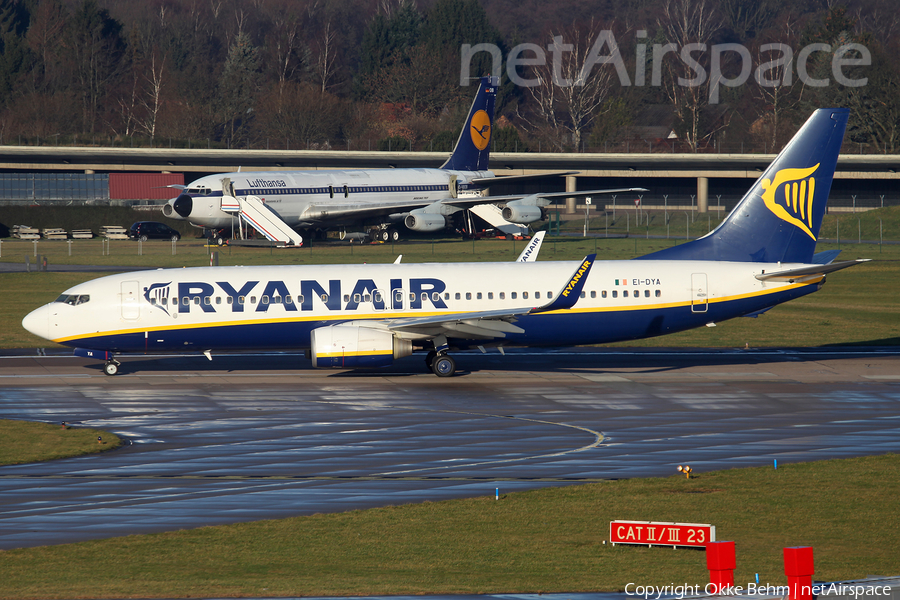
[219,31,260,141]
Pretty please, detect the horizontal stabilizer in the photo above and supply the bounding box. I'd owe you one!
[755,259,870,282]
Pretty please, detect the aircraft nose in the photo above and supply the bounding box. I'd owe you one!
[22,305,52,341]
[172,193,193,218]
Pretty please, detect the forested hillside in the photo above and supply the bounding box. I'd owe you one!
[0,0,895,153]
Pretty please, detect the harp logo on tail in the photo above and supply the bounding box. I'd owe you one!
[760,164,820,240]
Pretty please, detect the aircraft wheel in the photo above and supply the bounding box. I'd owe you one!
[103,361,119,376]
[432,355,456,377]
[378,230,390,242]
[216,236,225,246]
[425,350,437,370]
[389,229,400,242]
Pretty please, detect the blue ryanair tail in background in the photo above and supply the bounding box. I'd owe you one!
[24,108,868,377]
[638,108,849,264]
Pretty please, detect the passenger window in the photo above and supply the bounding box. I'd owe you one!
[488,292,494,299]
[477,292,482,300]
[344,294,350,302]
[500,292,505,299]
[644,290,650,298]
[466,292,472,300]
[227,297,233,305]
[182,297,189,305]
[455,292,461,300]
[580,292,585,298]
[444,293,450,300]
[432,292,439,302]
[523,291,528,299]
[421,292,428,303]
[320,294,328,302]
[612,291,618,298]
[602,290,607,298]
[590,291,596,298]
[273,295,282,304]
[238,296,245,304]
[204,297,211,305]
[395,292,403,303]
[354,294,361,303]
[364,294,371,302]
[623,291,629,298]
[655,290,661,297]
[511,292,517,299]
[250,296,257,304]
[547,291,553,298]
[216,297,222,305]
[535,292,540,299]
[373,292,381,303]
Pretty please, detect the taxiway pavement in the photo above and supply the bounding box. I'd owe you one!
[0,347,898,550]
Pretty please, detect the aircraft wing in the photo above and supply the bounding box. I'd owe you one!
[443,187,648,209]
[294,188,648,226]
[754,259,870,282]
[383,254,595,341]
[468,171,578,186]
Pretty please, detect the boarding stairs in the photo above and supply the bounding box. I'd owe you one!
[220,194,303,246]
[468,203,529,236]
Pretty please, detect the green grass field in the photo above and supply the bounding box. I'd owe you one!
[0,420,121,465]
[0,453,897,599]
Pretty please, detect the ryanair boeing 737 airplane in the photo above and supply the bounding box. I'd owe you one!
[23,108,866,377]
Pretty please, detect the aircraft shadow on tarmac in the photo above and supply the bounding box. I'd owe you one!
[74,346,900,377]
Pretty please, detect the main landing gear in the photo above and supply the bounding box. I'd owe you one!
[424,350,456,377]
[103,359,121,376]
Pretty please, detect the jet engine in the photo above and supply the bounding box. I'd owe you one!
[501,203,543,224]
[405,209,446,232]
[310,325,413,368]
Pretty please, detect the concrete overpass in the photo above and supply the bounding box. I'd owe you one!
[1,146,898,213]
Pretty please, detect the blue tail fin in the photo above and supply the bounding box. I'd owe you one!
[440,76,498,172]
[637,108,849,263]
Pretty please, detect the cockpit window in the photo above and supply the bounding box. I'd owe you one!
[55,294,90,306]
[186,186,210,196]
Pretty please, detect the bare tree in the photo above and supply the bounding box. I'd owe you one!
[313,20,339,94]
[657,0,722,151]
[135,53,166,145]
[522,20,621,150]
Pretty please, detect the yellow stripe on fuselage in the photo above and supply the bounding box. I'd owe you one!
[51,278,822,345]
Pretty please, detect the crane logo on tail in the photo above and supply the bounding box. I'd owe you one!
[469,110,491,151]
[760,164,820,241]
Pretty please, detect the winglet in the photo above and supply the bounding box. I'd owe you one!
[531,254,595,313]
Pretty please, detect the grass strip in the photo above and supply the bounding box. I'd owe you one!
[0,453,897,599]
[0,419,121,465]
